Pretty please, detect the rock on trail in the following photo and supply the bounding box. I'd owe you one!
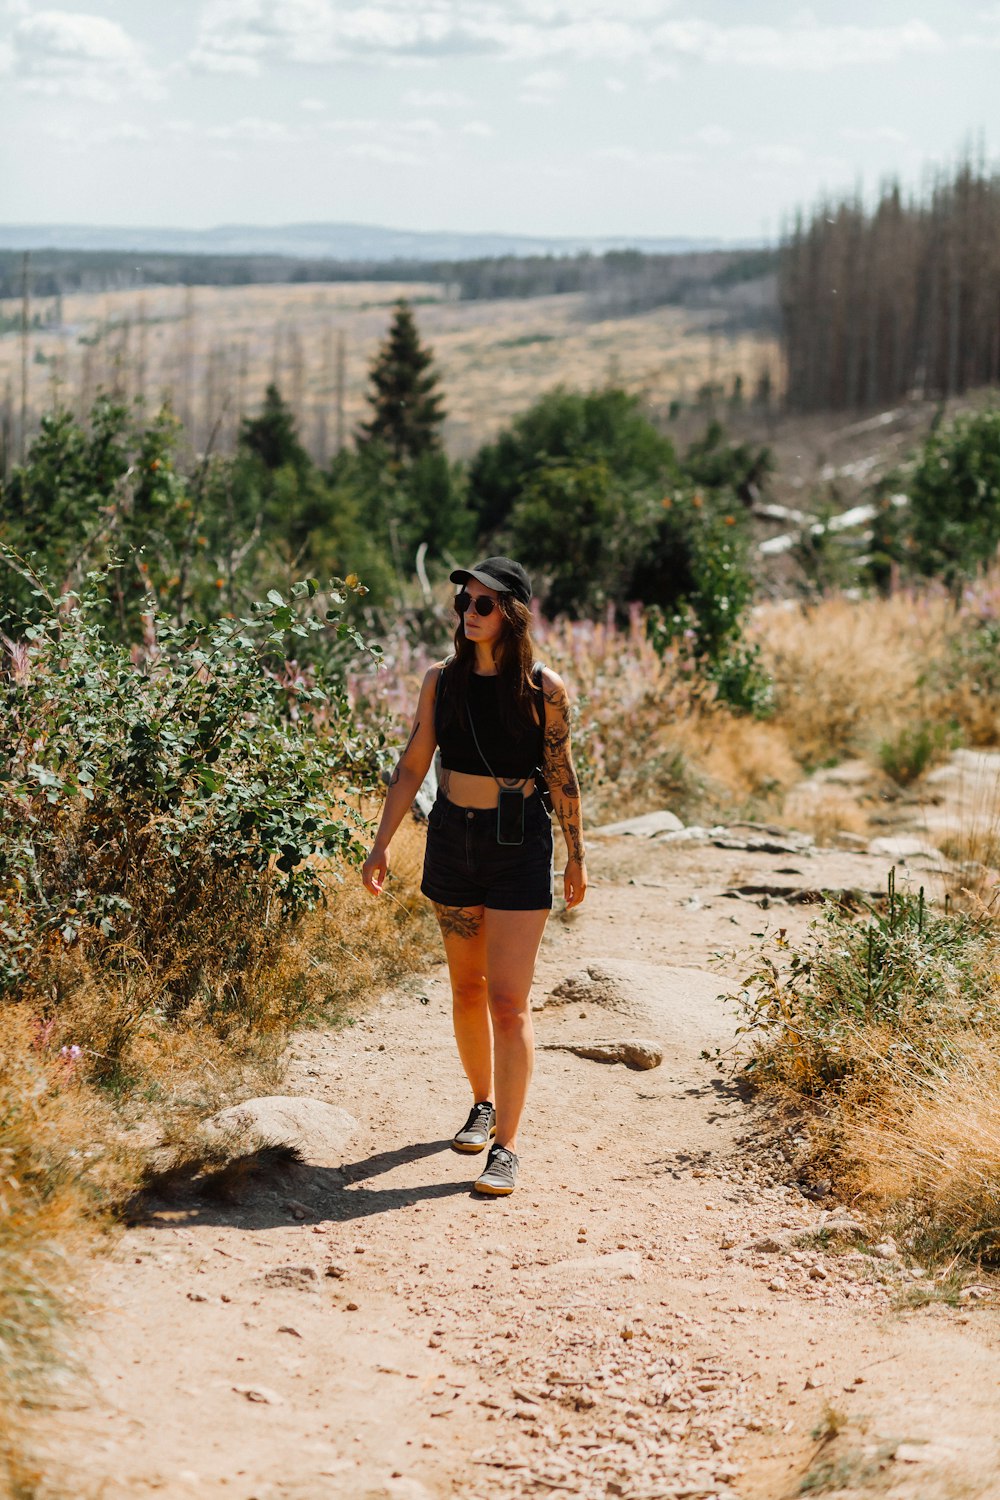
[538,1037,664,1069]
[205,1095,359,1165]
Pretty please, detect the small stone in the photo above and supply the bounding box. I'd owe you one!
[232,1385,283,1405]
[894,1441,955,1465]
[325,1264,347,1279]
[186,1292,208,1303]
[277,1325,301,1337]
[344,1301,359,1312]
[261,1265,319,1290]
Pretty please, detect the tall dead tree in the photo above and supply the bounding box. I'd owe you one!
[781,153,1000,412]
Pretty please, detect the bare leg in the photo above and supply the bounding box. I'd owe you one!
[433,903,491,1103]
[484,907,549,1152]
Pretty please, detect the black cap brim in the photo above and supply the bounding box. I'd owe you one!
[449,566,510,594]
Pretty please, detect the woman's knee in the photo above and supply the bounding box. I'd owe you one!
[452,976,487,1011]
[488,988,531,1031]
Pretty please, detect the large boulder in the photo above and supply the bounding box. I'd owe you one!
[206,1096,358,1166]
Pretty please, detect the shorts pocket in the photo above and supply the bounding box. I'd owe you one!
[427,798,446,832]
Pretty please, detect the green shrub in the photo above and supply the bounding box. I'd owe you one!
[506,458,659,617]
[645,497,772,715]
[876,407,1000,584]
[734,871,993,1096]
[468,386,678,537]
[878,720,954,785]
[0,550,385,1020]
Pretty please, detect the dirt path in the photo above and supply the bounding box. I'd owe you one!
[41,819,1000,1500]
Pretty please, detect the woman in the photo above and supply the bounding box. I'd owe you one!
[362,556,587,1197]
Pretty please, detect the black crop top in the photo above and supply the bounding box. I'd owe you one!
[436,665,545,779]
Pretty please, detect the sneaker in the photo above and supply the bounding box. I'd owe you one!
[452,1101,496,1154]
[474,1144,519,1196]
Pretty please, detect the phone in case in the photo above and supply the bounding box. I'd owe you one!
[496,787,525,845]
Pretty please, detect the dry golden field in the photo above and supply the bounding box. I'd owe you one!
[0,279,780,459]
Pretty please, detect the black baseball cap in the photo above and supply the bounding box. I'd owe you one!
[450,556,532,605]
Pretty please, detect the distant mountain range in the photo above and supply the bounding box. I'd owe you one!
[0,221,748,261]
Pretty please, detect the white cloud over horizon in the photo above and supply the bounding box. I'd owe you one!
[5,7,162,97]
[0,0,996,240]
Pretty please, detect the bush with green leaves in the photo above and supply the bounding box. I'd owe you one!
[0,397,206,636]
[873,407,1000,584]
[0,549,385,1019]
[645,495,772,715]
[468,386,679,538]
[506,458,660,618]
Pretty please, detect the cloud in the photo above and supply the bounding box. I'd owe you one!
[461,119,494,136]
[9,8,162,98]
[750,144,807,168]
[206,115,298,142]
[521,67,565,90]
[341,140,421,165]
[42,119,150,149]
[594,145,696,169]
[299,95,326,110]
[402,87,471,107]
[187,2,947,72]
[839,125,907,145]
[695,125,733,147]
[652,17,943,70]
[518,65,566,103]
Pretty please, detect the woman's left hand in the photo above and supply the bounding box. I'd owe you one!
[563,857,588,909]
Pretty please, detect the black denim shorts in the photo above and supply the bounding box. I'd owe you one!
[420,792,554,911]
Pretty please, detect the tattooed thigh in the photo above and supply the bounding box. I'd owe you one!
[433,903,484,940]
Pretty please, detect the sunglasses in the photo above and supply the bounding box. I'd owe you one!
[455,590,499,617]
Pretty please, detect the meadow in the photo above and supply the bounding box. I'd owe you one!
[0,278,779,465]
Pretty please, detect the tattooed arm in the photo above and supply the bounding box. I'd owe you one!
[362,664,442,896]
[540,667,588,910]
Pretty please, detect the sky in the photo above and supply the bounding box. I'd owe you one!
[1,0,998,241]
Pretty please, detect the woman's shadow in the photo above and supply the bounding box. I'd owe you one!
[132,1136,480,1232]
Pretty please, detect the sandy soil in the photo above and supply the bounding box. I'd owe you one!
[33,816,1000,1500]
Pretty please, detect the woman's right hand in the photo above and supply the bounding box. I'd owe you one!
[362,844,389,895]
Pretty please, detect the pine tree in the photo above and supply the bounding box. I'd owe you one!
[239,383,308,472]
[358,300,446,462]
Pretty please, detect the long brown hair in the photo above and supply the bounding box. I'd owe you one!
[441,594,539,735]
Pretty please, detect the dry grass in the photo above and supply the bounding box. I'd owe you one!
[0,1011,118,1497]
[530,611,800,826]
[751,589,959,768]
[847,1036,1000,1262]
[781,783,871,844]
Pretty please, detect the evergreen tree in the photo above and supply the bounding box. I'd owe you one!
[358,300,446,461]
[239,383,309,473]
